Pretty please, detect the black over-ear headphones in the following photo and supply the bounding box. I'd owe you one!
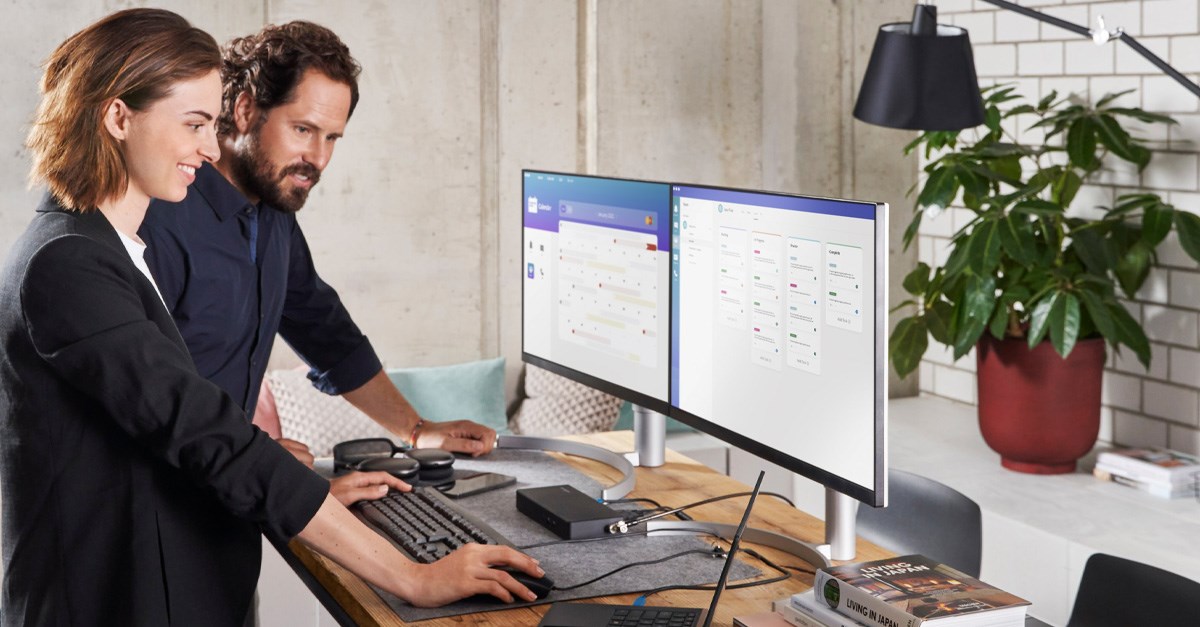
[332,438,455,484]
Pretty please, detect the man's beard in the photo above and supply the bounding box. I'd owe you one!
[230,127,321,213]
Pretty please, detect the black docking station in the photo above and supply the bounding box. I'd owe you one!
[516,485,623,540]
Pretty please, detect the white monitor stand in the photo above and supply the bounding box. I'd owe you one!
[623,405,667,467]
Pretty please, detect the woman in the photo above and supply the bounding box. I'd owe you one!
[0,10,540,625]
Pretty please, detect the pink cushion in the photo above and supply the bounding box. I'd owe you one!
[253,378,282,439]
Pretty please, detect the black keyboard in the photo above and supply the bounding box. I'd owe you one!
[609,607,701,626]
[355,487,513,563]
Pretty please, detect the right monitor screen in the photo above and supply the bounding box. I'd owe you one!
[670,184,886,505]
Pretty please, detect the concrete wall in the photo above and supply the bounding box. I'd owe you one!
[916,0,1200,456]
[0,0,916,402]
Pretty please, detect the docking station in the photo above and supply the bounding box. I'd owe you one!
[516,485,624,540]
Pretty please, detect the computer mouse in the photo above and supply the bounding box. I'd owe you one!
[493,566,555,601]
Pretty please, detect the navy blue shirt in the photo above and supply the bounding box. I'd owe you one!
[140,163,382,418]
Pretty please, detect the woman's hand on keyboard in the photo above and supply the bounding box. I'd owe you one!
[406,543,544,607]
[330,471,411,506]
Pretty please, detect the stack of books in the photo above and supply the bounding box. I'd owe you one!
[773,555,1030,627]
[1093,447,1200,499]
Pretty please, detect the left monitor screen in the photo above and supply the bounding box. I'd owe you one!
[522,170,673,410]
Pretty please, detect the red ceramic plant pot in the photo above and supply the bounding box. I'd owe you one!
[976,334,1106,474]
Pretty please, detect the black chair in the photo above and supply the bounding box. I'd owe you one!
[855,469,982,577]
[1066,553,1200,627]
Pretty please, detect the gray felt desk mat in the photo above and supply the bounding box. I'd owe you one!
[343,449,761,622]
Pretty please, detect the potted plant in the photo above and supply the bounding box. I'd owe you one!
[891,86,1200,474]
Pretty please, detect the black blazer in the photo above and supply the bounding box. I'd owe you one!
[0,196,329,626]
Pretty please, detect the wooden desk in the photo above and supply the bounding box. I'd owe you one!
[285,431,891,626]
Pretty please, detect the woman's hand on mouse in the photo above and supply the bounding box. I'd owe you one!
[329,471,411,506]
[403,544,543,607]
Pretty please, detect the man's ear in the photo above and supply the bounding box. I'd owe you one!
[102,98,132,141]
[233,91,259,135]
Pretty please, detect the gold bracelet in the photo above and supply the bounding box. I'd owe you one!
[408,419,426,448]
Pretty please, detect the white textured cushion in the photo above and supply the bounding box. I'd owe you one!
[511,365,622,436]
[266,369,394,457]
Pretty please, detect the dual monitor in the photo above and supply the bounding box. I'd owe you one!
[522,170,887,511]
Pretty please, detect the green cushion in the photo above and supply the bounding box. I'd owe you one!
[386,357,509,434]
[613,402,695,433]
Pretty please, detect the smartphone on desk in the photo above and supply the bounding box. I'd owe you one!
[438,471,516,499]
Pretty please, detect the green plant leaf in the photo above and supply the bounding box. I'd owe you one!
[1027,293,1058,348]
[993,155,1023,184]
[957,168,990,205]
[927,300,956,345]
[967,219,1003,275]
[1095,89,1136,108]
[985,106,1002,135]
[1052,169,1082,207]
[902,207,924,249]
[998,213,1037,267]
[1069,227,1115,275]
[917,166,959,211]
[1066,118,1100,171]
[1102,107,1178,125]
[1109,302,1151,367]
[1003,104,1037,118]
[988,299,1011,339]
[890,316,928,378]
[1037,91,1059,112]
[1106,193,1161,218]
[1077,289,1115,340]
[902,263,932,295]
[1174,211,1200,265]
[954,274,996,359]
[903,134,926,155]
[1095,114,1150,170]
[1013,199,1065,216]
[1114,242,1152,298]
[1142,202,1174,247]
[974,143,1025,158]
[1048,292,1082,358]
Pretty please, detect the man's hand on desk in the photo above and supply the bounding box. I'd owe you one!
[329,472,411,506]
[415,420,497,457]
[404,543,543,607]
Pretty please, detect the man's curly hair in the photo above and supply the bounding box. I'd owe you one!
[218,21,361,137]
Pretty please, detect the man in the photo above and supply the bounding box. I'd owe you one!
[139,21,496,467]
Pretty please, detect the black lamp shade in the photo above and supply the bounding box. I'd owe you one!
[854,21,986,131]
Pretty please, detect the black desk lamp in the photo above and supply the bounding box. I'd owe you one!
[855,0,1200,131]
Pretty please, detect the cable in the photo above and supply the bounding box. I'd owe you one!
[782,563,816,576]
[608,491,796,534]
[603,497,693,521]
[631,547,792,604]
[551,548,722,592]
[516,526,724,551]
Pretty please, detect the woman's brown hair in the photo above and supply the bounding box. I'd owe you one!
[26,8,221,211]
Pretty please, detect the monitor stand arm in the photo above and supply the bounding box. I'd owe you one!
[821,489,859,561]
[623,405,666,467]
[647,521,832,570]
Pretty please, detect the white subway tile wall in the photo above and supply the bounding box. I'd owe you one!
[917,1,1200,449]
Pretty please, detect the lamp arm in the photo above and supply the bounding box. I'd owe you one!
[979,0,1200,99]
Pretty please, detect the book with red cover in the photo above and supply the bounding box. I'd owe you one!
[813,555,1029,627]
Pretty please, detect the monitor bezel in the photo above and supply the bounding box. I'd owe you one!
[666,182,888,507]
[520,168,674,416]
